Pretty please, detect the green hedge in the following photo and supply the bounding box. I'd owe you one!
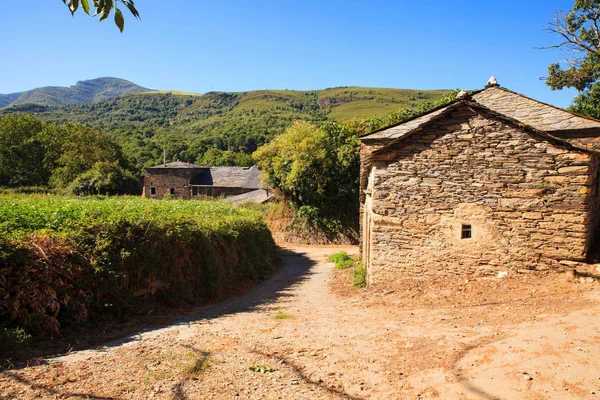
[0,195,279,338]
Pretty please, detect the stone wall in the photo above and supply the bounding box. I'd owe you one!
[363,107,596,284]
[144,168,196,200]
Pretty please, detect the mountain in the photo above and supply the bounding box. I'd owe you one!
[1,86,449,171]
[0,78,150,108]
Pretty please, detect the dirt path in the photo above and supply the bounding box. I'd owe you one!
[1,245,600,399]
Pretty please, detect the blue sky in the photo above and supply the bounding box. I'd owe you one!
[0,0,580,107]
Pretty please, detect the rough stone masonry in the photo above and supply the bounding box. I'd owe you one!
[359,82,600,285]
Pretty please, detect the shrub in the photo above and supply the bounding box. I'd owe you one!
[328,251,351,264]
[328,251,356,269]
[352,262,366,288]
[0,195,279,341]
[336,258,355,269]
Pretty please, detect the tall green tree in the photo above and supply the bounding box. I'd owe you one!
[253,120,362,229]
[62,0,140,32]
[0,114,135,192]
[545,0,600,116]
[49,123,127,188]
[0,115,49,187]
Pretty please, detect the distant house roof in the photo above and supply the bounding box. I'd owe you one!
[147,161,204,169]
[226,188,275,206]
[190,166,263,189]
[360,84,600,143]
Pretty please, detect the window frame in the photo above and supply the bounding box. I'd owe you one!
[461,224,472,239]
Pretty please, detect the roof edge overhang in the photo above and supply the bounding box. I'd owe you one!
[370,100,595,157]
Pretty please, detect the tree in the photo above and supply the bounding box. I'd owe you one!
[62,0,140,32]
[50,123,127,188]
[0,114,137,193]
[196,149,254,167]
[69,161,140,195]
[0,115,49,187]
[544,1,600,116]
[253,121,361,230]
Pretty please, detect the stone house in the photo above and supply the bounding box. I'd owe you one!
[143,161,267,201]
[359,80,600,285]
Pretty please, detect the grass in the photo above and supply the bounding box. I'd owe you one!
[184,351,213,377]
[144,350,213,383]
[274,312,295,320]
[352,262,366,288]
[328,251,366,287]
[328,251,356,269]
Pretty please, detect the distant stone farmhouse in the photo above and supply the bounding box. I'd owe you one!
[143,161,272,203]
[359,79,600,285]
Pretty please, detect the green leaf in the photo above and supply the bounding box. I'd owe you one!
[114,8,124,33]
[99,0,113,22]
[81,0,91,15]
[122,0,140,19]
[69,0,79,15]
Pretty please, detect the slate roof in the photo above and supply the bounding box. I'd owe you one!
[472,86,600,132]
[190,166,262,189]
[360,103,456,142]
[147,161,204,169]
[360,85,600,143]
[226,189,274,206]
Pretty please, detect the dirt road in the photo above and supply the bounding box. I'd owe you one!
[1,245,600,399]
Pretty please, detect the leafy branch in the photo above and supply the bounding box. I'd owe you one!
[62,0,140,32]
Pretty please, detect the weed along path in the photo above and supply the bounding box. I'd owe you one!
[2,245,600,399]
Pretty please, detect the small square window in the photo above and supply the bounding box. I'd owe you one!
[461,224,472,239]
[206,188,213,197]
[150,186,156,195]
[170,188,175,195]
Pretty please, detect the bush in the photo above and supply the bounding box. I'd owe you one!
[328,251,356,269]
[336,258,355,270]
[352,262,366,288]
[0,324,31,367]
[327,251,351,264]
[0,195,279,340]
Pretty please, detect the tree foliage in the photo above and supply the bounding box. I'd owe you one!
[0,114,135,193]
[62,0,140,32]
[196,149,254,167]
[69,161,140,195]
[545,1,600,116]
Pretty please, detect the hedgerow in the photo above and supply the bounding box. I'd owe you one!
[0,195,278,340]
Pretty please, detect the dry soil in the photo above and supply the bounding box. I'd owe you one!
[1,244,600,399]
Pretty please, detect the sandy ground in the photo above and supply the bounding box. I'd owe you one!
[1,244,600,399]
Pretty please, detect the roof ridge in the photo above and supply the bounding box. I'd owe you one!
[491,86,600,124]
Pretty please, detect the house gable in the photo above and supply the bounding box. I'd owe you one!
[362,103,598,283]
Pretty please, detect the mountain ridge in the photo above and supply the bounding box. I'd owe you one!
[0,78,150,108]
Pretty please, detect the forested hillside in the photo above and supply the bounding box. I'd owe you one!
[0,78,149,108]
[1,86,448,172]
